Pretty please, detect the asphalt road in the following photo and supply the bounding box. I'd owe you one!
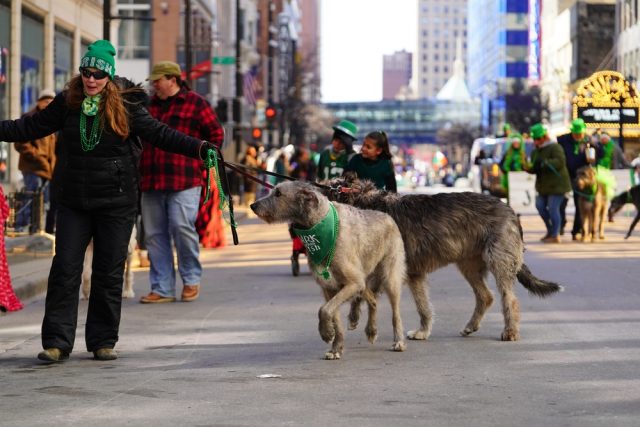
[1,202,639,427]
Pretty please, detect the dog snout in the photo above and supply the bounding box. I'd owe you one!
[249,202,258,213]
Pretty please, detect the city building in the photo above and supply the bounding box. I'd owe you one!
[416,0,468,99]
[383,50,412,100]
[467,0,529,133]
[325,98,480,146]
[540,1,617,135]
[0,0,103,187]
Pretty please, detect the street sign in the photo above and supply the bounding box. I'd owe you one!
[212,56,235,65]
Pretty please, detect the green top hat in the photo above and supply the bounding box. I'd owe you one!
[530,123,547,140]
[332,120,358,140]
[570,118,586,134]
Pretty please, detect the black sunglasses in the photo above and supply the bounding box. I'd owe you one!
[81,68,109,80]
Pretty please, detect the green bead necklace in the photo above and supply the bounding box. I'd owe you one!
[79,112,103,151]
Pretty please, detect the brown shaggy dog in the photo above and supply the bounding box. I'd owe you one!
[328,174,563,342]
[575,165,608,242]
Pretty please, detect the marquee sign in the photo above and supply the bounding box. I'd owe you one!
[573,71,640,135]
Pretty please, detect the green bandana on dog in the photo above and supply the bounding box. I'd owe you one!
[292,203,339,280]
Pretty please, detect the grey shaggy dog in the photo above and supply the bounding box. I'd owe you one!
[328,174,564,342]
[250,180,407,360]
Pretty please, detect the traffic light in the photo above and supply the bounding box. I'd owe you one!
[265,105,277,129]
[251,127,263,141]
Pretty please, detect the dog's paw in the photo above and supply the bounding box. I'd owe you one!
[391,341,406,352]
[347,321,359,331]
[501,329,520,341]
[460,324,479,337]
[365,325,377,344]
[407,329,430,340]
[122,290,135,299]
[324,350,341,360]
[318,323,335,343]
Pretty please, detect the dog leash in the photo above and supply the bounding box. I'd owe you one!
[202,147,239,245]
[223,160,334,193]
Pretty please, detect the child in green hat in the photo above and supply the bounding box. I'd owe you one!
[316,120,357,181]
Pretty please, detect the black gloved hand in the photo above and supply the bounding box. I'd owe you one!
[199,141,218,160]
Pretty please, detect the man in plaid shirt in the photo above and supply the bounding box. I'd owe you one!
[139,61,223,304]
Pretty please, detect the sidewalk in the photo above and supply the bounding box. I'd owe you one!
[3,206,251,308]
[5,233,54,304]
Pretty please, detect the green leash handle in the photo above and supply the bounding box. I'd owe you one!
[203,147,239,245]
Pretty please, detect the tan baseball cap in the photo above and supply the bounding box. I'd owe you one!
[147,61,181,81]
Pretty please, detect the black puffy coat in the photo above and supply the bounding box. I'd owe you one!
[0,77,204,211]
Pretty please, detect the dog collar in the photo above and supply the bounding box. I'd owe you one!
[292,203,339,280]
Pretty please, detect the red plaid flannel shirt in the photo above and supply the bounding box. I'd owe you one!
[140,87,223,191]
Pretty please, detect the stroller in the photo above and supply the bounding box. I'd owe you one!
[288,224,306,276]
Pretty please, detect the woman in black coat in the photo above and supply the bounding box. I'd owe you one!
[0,40,214,362]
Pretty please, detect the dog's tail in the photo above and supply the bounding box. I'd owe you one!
[516,263,564,297]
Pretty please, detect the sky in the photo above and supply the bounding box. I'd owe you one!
[320,0,417,103]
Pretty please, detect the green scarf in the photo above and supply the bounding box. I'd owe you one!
[597,141,615,169]
[292,203,339,280]
[82,94,101,116]
[80,94,103,151]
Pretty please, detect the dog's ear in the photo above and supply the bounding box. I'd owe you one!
[299,187,319,209]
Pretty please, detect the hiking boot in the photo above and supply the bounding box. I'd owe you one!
[139,292,176,304]
[93,348,118,360]
[542,236,561,243]
[181,285,200,302]
[37,348,69,363]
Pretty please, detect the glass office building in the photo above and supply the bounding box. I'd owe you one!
[467,0,529,132]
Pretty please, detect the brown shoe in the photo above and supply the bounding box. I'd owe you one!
[93,348,118,361]
[539,234,550,242]
[182,285,200,302]
[139,292,176,304]
[542,236,561,243]
[37,348,69,362]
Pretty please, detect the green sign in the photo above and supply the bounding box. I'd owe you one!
[212,56,235,65]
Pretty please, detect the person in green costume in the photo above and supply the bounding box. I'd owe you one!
[499,133,528,197]
[316,120,357,181]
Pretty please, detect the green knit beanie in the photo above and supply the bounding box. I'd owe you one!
[80,40,116,80]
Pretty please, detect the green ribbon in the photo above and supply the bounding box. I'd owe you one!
[292,203,339,280]
[203,148,237,229]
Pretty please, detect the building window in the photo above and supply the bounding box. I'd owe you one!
[55,27,74,93]
[117,1,151,59]
[21,12,44,114]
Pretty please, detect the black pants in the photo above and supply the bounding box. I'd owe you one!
[560,182,583,237]
[41,204,136,353]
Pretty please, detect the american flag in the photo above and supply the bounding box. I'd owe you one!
[243,66,261,106]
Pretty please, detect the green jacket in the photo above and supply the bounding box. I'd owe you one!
[527,141,571,196]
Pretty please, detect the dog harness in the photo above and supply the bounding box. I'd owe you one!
[292,203,339,280]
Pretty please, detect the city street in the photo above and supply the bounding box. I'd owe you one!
[1,204,640,427]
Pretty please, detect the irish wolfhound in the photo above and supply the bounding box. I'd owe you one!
[608,184,640,239]
[328,174,563,342]
[575,165,608,242]
[250,180,407,360]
